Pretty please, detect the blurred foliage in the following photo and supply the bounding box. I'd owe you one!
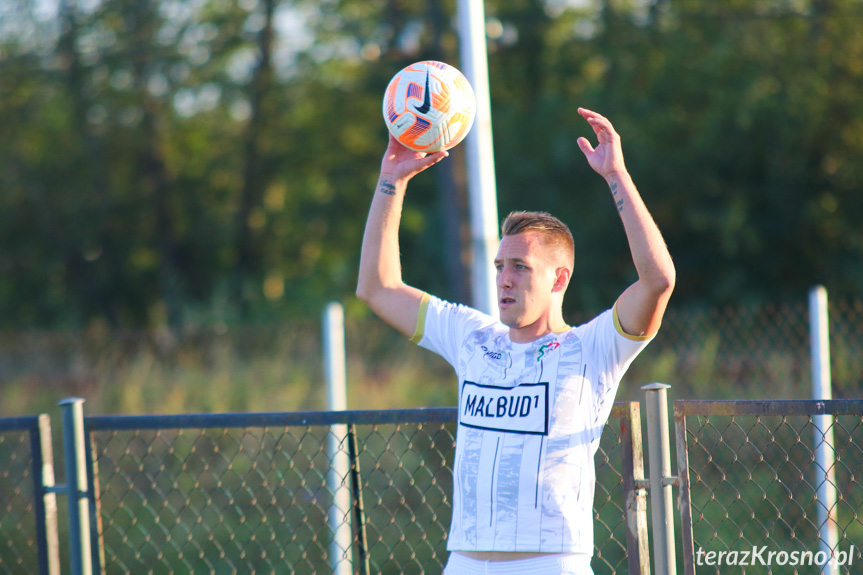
[1,0,863,331]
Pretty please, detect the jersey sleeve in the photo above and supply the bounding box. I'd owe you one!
[582,302,655,442]
[409,293,496,369]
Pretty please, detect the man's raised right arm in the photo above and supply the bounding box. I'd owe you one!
[356,135,448,338]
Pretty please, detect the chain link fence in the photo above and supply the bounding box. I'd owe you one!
[676,400,863,575]
[0,417,58,575]
[88,417,455,574]
[81,405,641,575]
[7,399,863,574]
[0,424,38,575]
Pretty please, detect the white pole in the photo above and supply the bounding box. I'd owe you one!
[457,0,499,316]
[323,302,352,575]
[809,285,839,574]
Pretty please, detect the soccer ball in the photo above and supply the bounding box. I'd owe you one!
[382,61,477,153]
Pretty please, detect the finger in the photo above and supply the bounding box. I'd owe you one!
[586,117,604,137]
[384,135,404,158]
[587,116,618,142]
[587,114,617,136]
[417,150,449,171]
[387,133,403,149]
[580,109,603,135]
[578,107,609,122]
[387,133,420,154]
[428,150,449,164]
[576,137,595,155]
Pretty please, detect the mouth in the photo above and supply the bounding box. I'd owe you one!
[499,296,516,308]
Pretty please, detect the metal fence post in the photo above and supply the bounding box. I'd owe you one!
[619,401,651,575]
[347,424,370,575]
[642,383,677,575]
[60,398,93,575]
[31,414,61,575]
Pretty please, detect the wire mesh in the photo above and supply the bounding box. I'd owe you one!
[92,425,335,573]
[0,426,39,575]
[594,412,632,575]
[623,300,814,403]
[679,407,863,574]
[87,409,636,574]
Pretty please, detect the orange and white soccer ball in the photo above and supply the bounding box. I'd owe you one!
[382,61,477,153]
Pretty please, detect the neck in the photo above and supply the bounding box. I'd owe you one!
[507,315,569,344]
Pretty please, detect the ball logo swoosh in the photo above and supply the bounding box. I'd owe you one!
[414,70,431,114]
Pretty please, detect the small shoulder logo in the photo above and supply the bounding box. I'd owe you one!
[536,342,560,362]
[481,345,503,361]
[414,70,431,114]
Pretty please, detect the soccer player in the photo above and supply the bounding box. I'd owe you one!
[356,108,675,575]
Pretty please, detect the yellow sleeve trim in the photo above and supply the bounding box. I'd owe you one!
[410,292,431,344]
[613,301,656,342]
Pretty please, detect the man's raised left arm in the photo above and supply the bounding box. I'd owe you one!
[577,107,676,337]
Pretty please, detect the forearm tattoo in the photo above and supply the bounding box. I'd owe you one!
[379,180,397,196]
[610,182,624,212]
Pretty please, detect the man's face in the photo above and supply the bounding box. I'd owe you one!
[494,231,561,330]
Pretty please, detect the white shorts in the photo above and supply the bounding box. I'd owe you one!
[444,552,594,575]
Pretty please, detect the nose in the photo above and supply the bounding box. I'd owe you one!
[497,266,511,289]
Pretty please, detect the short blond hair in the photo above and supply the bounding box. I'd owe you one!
[501,211,574,270]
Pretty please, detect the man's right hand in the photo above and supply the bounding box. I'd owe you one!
[380,134,449,186]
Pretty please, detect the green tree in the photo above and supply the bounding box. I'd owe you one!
[2,0,863,329]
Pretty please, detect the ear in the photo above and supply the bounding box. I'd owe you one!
[552,266,571,292]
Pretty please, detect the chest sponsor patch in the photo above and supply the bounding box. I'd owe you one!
[460,380,549,435]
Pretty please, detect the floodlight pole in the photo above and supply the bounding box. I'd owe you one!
[457,0,499,316]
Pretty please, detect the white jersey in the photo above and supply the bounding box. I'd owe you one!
[411,293,653,554]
